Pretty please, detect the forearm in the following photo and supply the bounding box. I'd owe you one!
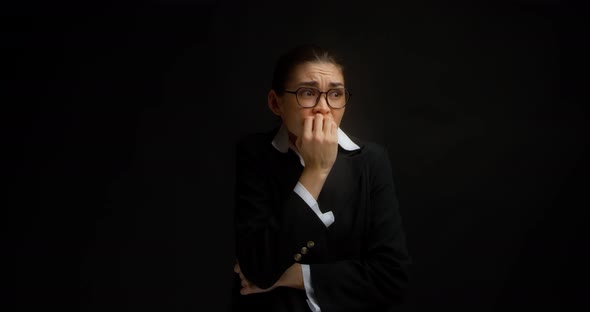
[235,125,337,291]
[298,167,330,200]
[275,263,304,290]
[237,166,334,288]
[236,188,330,289]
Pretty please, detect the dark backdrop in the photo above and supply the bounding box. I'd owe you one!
[4,0,586,311]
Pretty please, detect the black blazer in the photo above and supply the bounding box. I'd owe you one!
[232,126,411,312]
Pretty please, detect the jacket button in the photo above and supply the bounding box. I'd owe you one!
[307,241,315,248]
[301,247,308,254]
[294,253,302,262]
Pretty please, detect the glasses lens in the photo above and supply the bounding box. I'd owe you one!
[327,88,348,108]
[296,88,320,108]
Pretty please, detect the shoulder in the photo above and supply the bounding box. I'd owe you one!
[347,137,395,182]
[349,139,396,189]
[344,135,390,162]
[235,126,279,156]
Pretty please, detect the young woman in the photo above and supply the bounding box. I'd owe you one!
[232,44,411,312]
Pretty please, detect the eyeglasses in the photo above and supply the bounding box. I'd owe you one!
[283,87,351,109]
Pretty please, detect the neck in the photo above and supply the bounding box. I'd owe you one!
[288,132,298,151]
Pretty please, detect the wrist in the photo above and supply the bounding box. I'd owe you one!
[299,169,330,200]
[301,167,331,180]
[274,263,303,290]
[287,263,304,289]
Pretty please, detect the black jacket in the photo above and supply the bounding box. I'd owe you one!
[232,126,411,312]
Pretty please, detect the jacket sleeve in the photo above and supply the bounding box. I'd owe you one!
[234,136,330,289]
[310,144,411,311]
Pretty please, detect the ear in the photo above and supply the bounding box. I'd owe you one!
[267,89,283,116]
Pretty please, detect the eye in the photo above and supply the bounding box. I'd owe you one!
[298,88,317,98]
[328,89,344,98]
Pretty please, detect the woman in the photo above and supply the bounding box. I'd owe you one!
[232,44,411,312]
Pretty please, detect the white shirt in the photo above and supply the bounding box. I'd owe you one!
[271,123,360,312]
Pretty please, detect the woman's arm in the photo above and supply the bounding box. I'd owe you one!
[234,261,304,295]
[234,135,330,290]
[235,116,338,290]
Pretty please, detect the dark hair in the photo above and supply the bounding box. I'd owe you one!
[271,44,344,95]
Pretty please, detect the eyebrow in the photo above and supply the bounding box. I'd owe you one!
[297,81,344,88]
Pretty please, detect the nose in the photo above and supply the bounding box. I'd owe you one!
[312,93,331,114]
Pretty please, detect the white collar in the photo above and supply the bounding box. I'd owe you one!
[271,123,360,155]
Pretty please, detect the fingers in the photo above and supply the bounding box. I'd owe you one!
[234,262,245,284]
[234,261,280,296]
[323,115,334,134]
[313,114,324,134]
[235,261,270,296]
[235,265,251,289]
[302,115,313,140]
[319,115,337,142]
[303,114,337,138]
[234,267,275,296]
[329,117,337,138]
[241,278,249,288]
[240,285,259,295]
[240,284,274,296]
[234,264,246,282]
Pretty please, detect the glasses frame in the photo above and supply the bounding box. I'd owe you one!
[283,87,352,109]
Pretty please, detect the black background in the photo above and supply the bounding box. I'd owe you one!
[4,0,586,311]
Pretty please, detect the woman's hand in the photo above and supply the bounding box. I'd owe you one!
[234,261,304,295]
[296,114,338,175]
[234,262,276,295]
[296,114,338,200]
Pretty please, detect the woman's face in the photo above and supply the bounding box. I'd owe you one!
[268,61,346,140]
